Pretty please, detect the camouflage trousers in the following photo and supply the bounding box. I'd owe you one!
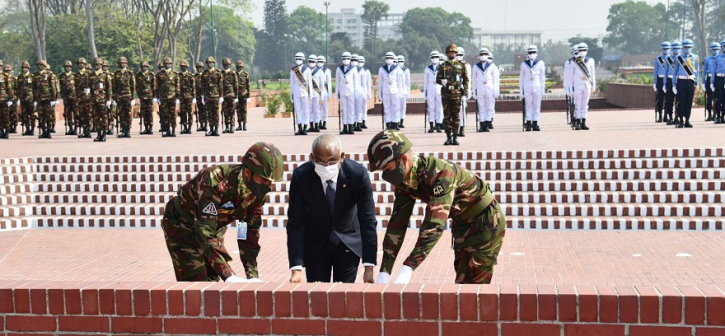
[9,103,18,127]
[116,98,132,131]
[160,99,177,128]
[93,101,108,130]
[442,95,462,133]
[206,99,220,127]
[36,101,53,131]
[63,98,78,128]
[236,98,248,123]
[222,98,235,126]
[452,201,506,284]
[196,98,206,126]
[179,98,193,127]
[77,100,93,130]
[20,101,36,128]
[161,204,230,281]
[0,101,9,129]
[107,104,117,130]
[140,99,154,128]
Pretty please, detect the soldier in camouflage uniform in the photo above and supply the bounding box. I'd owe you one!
[161,142,284,282]
[156,57,180,137]
[220,58,238,134]
[5,64,18,134]
[74,58,94,138]
[113,57,136,138]
[236,60,250,131]
[136,62,156,135]
[17,62,36,136]
[102,60,116,135]
[0,62,15,139]
[90,57,112,142]
[178,60,196,134]
[201,56,223,136]
[436,44,469,146]
[195,62,206,132]
[367,130,506,284]
[59,61,78,135]
[32,60,59,139]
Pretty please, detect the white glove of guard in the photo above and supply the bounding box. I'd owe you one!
[247,278,264,283]
[246,98,249,103]
[393,266,414,284]
[233,98,239,104]
[673,87,678,95]
[7,101,13,107]
[218,97,224,104]
[376,272,390,284]
[131,100,136,107]
[711,85,715,92]
[175,99,180,106]
[224,275,247,283]
[33,102,37,107]
[152,98,159,104]
[441,79,448,86]
[16,100,20,106]
[201,96,205,105]
[663,87,667,93]
[105,101,111,108]
[112,100,117,106]
[652,84,657,92]
[49,101,56,107]
[192,98,196,105]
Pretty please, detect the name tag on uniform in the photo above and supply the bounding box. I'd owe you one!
[84,88,90,95]
[237,221,248,240]
[99,83,103,89]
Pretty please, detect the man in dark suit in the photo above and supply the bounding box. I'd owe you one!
[287,134,378,283]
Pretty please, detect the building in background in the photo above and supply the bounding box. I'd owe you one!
[328,8,404,48]
[471,28,542,50]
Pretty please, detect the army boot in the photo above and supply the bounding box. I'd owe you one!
[296,124,304,136]
[93,130,106,142]
[525,121,532,132]
[451,134,459,145]
[309,122,317,133]
[347,124,354,135]
[398,119,405,128]
[444,131,452,146]
[301,124,308,135]
[340,124,348,135]
[489,118,494,129]
[211,125,220,136]
[458,126,465,137]
[533,121,540,131]
[9,125,16,133]
[243,122,247,131]
[320,121,327,130]
[354,122,362,132]
[428,122,435,133]
[685,117,693,128]
[0,128,6,139]
[436,123,442,133]
[360,120,367,129]
[580,119,589,130]
[482,121,490,132]
[236,121,243,131]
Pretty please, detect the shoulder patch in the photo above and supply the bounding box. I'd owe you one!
[202,203,218,215]
[432,179,451,197]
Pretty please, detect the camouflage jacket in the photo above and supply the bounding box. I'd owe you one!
[236,70,250,99]
[156,69,180,100]
[16,72,34,102]
[178,70,196,100]
[436,59,469,97]
[33,70,58,102]
[0,72,14,102]
[58,72,76,100]
[89,70,112,103]
[201,69,223,99]
[135,70,156,100]
[113,68,136,100]
[75,69,93,102]
[380,155,495,274]
[194,72,203,99]
[171,164,265,279]
[221,69,238,98]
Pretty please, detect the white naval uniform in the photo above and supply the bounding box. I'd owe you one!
[290,65,312,124]
[356,66,371,123]
[310,66,326,124]
[424,64,443,123]
[336,64,359,125]
[519,59,546,121]
[321,67,331,122]
[378,64,400,124]
[472,61,500,122]
[398,65,411,120]
[563,57,576,96]
[565,56,596,119]
[458,62,472,126]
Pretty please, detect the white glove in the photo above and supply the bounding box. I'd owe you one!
[152,98,159,104]
[50,101,56,107]
[33,102,37,107]
[131,100,136,107]
[247,278,264,283]
[201,96,205,105]
[6,101,12,107]
[462,95,467,102]
[245,98,249,103]
[393,266,414,284]
[112,100,117,106]
[711,85,715,92]
[16,100,20,106]
[441,79,448,86]
[376,272,390,284]
[224,275,247,283]
[663,87,667,94]
[192,98,196,105]
[218,97,224,104]
[105,101,111,108]
[233,98,238,104]
[652,84,657,92]
[175,99,180,106]
[673,87,678,95]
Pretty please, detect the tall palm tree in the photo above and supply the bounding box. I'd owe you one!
[361,0,389,58]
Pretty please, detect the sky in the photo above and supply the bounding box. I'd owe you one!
[248,0,670,42]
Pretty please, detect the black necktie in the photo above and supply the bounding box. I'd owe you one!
[325,180,341,246]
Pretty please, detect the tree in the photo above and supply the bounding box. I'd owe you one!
[567,37,604,61]
[540,39,572,64]
[687,0,708,57]
[288,6,330,56]
[330,32,351,46]
[189,5,256,67]
[27,0,47,60]
[603,0,670,55]
[259,0,288,72]
[86,0,97,58]
[361,0,389,58]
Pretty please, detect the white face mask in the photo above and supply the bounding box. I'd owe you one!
[317,62,324,68]
[431,58,439,65]
[385,59,393,65]
[342,59,350,65]
[480,55,488,61]
[359,62,365,68]
[399,62,404,66]
[308,62,316,67]
[673,48,681,55]
[314,162,339,182]
[712,50,719,56]
[528,53,538,60]
[351,61,359,67]
[662,49,670,55]
[578,51,587,58]
[295,60,303,65]
[487,58,493,63]
[456,55,463,61]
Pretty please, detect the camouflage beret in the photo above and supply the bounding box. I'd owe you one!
[367,130,413,172]
[102,60,109,67]
[180,60,189,67]
[63,60,73,67]
[206,56,216,63]
[242,142,284,182]
[93,57,103,65]
[157,62,164,68]
[445,44,458,53]
[4,64,12,71]
[77,57,87,64]
[118,57,128,64]
[196,62,204,68]
[141,61,150,67]
[163,57,172,64]
[37,60,48,67]
[236,60,244,67]
[222,58,232,65]
[21,61,30,68]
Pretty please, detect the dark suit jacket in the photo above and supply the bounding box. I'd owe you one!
[286,158,377,268]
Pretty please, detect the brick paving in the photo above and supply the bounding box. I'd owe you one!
[0,229,723,286]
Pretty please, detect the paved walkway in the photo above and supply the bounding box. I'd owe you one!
[1,107,723,158]
[0,229,723,286]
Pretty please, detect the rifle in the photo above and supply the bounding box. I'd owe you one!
[704,84,708,121]
[521,96,526,131]
[380,91,385,130]
[655,87,659,123]
[475,94,479,131]
[193,99,199,131]
[292,94,297,133]
[424,91,428,132]
[337,97,342,133]
[565,95,570,125]
[138,99,142,133]
[63,102,69,135]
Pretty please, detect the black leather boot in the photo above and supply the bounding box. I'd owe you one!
[489,118,494,129]
[0,128,7,139]
[533,121,540,131]
[451,134,459,145]
[580,118,589,130]
[361,120,367,129]
[94,130,106,142]
[347,124,354,135]
[320,121,327,130]
[428,122,435,133]
[236,121,243,131]
[9,125,16,133]
[436,123,442,133]
[444,131,452,146]
[525,121,532,132]
[398,119,405,128]
[458,126,465,137]
[354,122,362,132]
[482,121,490,132]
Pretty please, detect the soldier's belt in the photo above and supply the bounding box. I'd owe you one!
[716,73,725,77]
[457,191,495,222]
[677,75,695,80]
[667,75,673,78]
[657,75,664,78]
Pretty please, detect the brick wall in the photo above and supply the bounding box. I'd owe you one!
[1,281,723,335]
[606,83,656,109]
